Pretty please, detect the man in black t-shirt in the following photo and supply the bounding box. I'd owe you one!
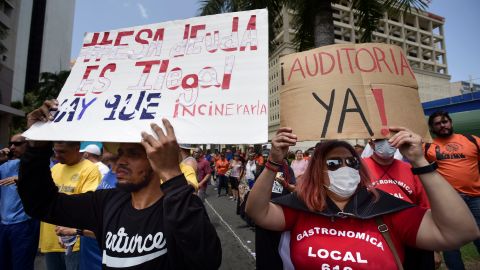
[17,100,222,270]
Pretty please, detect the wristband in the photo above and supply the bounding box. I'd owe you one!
[76,229,84,236]
[265,162,280,172]
[267,159,284,167]
[411,162,438,175]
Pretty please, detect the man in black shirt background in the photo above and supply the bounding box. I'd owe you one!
[17,100,222,270]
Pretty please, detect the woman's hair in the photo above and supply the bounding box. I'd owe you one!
[296,140,377,212]
[295,149,303,154]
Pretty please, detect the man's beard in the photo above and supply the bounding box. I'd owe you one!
[116,170,153,193]
[434,127,453,138]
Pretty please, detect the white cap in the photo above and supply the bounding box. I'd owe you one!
[80,144,101,155]
[179,144,196,150]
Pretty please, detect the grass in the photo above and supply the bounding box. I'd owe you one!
[439,243,480,270]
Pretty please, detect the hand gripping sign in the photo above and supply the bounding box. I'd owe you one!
[23,9,268,144]
[279,43,430,141]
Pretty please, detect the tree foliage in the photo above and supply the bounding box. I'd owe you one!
[10,71,70,134]
[198,0,429,51]
[198,0,283,52]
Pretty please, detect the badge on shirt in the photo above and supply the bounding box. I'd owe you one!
[272,181,284,194]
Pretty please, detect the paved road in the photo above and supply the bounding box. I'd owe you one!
[35,184,257,269]
[203,184,256,270]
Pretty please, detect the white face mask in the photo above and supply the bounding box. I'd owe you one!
[374,140,396,159]
[326,166,361,198]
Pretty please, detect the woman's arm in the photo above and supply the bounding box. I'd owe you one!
[389,127,480,250]
[245,127,297,231]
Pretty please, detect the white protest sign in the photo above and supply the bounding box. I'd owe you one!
[23,9,268,144]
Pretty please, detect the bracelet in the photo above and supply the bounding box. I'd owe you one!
[411,162,438,175]
[76,229,84,236]
[265,162,280,172]
[267,159,283,167]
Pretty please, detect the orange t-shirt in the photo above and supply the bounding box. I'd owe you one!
[255,156,264,166]
[424,134,480,196]
[215,159,230,175]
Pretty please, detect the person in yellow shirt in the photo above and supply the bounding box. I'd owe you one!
[40,141,101,270]
[179,144,199,191]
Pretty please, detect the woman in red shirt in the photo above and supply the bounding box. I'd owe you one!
[246,126,479,270]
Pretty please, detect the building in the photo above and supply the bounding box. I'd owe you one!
[450,80,480,95]
[268,0,455,139]
[0,0,75,144]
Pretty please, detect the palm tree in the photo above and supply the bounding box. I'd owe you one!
[198,0,429,51]
[34,71,71,102]
[200,0,283,52]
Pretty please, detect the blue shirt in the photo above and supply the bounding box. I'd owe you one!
[79,170,117,270]
[96,170,116,190]
[0,159,30,224]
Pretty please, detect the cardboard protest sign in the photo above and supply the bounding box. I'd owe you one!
[24,9,268,144]
[280,43,431,141]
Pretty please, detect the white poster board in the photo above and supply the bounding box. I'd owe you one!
[24,9,268,144]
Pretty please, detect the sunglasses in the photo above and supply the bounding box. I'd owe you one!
[9,141,26,147]
[326,157,359,171]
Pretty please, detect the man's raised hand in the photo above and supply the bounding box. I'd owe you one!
[26,99,58,128]
[141,119,182,181]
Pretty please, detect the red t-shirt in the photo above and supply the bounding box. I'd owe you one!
[196,158,212,189]
[363,157,430,208]
[282,206,426,270]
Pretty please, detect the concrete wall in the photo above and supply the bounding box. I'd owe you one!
[415,70,453,102]
[11,0,33,102]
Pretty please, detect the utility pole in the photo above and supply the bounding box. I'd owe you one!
[469,74,474,92]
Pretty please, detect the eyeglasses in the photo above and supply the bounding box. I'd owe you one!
[9,141,26,147]
[326,157,359,171]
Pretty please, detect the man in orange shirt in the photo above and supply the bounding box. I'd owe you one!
[215,153,230,197]
[425,111,480,270]
[255,152,264,167]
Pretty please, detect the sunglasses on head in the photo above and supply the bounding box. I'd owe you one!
[9,141,26,147]
[326,157,359,171]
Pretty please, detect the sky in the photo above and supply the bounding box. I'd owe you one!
[71,0,480,83]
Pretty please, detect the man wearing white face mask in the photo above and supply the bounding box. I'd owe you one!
[360,141,404,160]
[364,139,430,207]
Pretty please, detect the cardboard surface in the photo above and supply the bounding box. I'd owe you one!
[280,43,431,141]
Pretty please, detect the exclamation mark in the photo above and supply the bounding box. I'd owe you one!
[371,88,390,136]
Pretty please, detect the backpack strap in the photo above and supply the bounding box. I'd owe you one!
[375,216,404,270]
[462,134,480,154]
[462,134,480,172]
[424,143,431,158]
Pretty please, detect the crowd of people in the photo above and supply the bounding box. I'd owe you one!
[0,99,479,270]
